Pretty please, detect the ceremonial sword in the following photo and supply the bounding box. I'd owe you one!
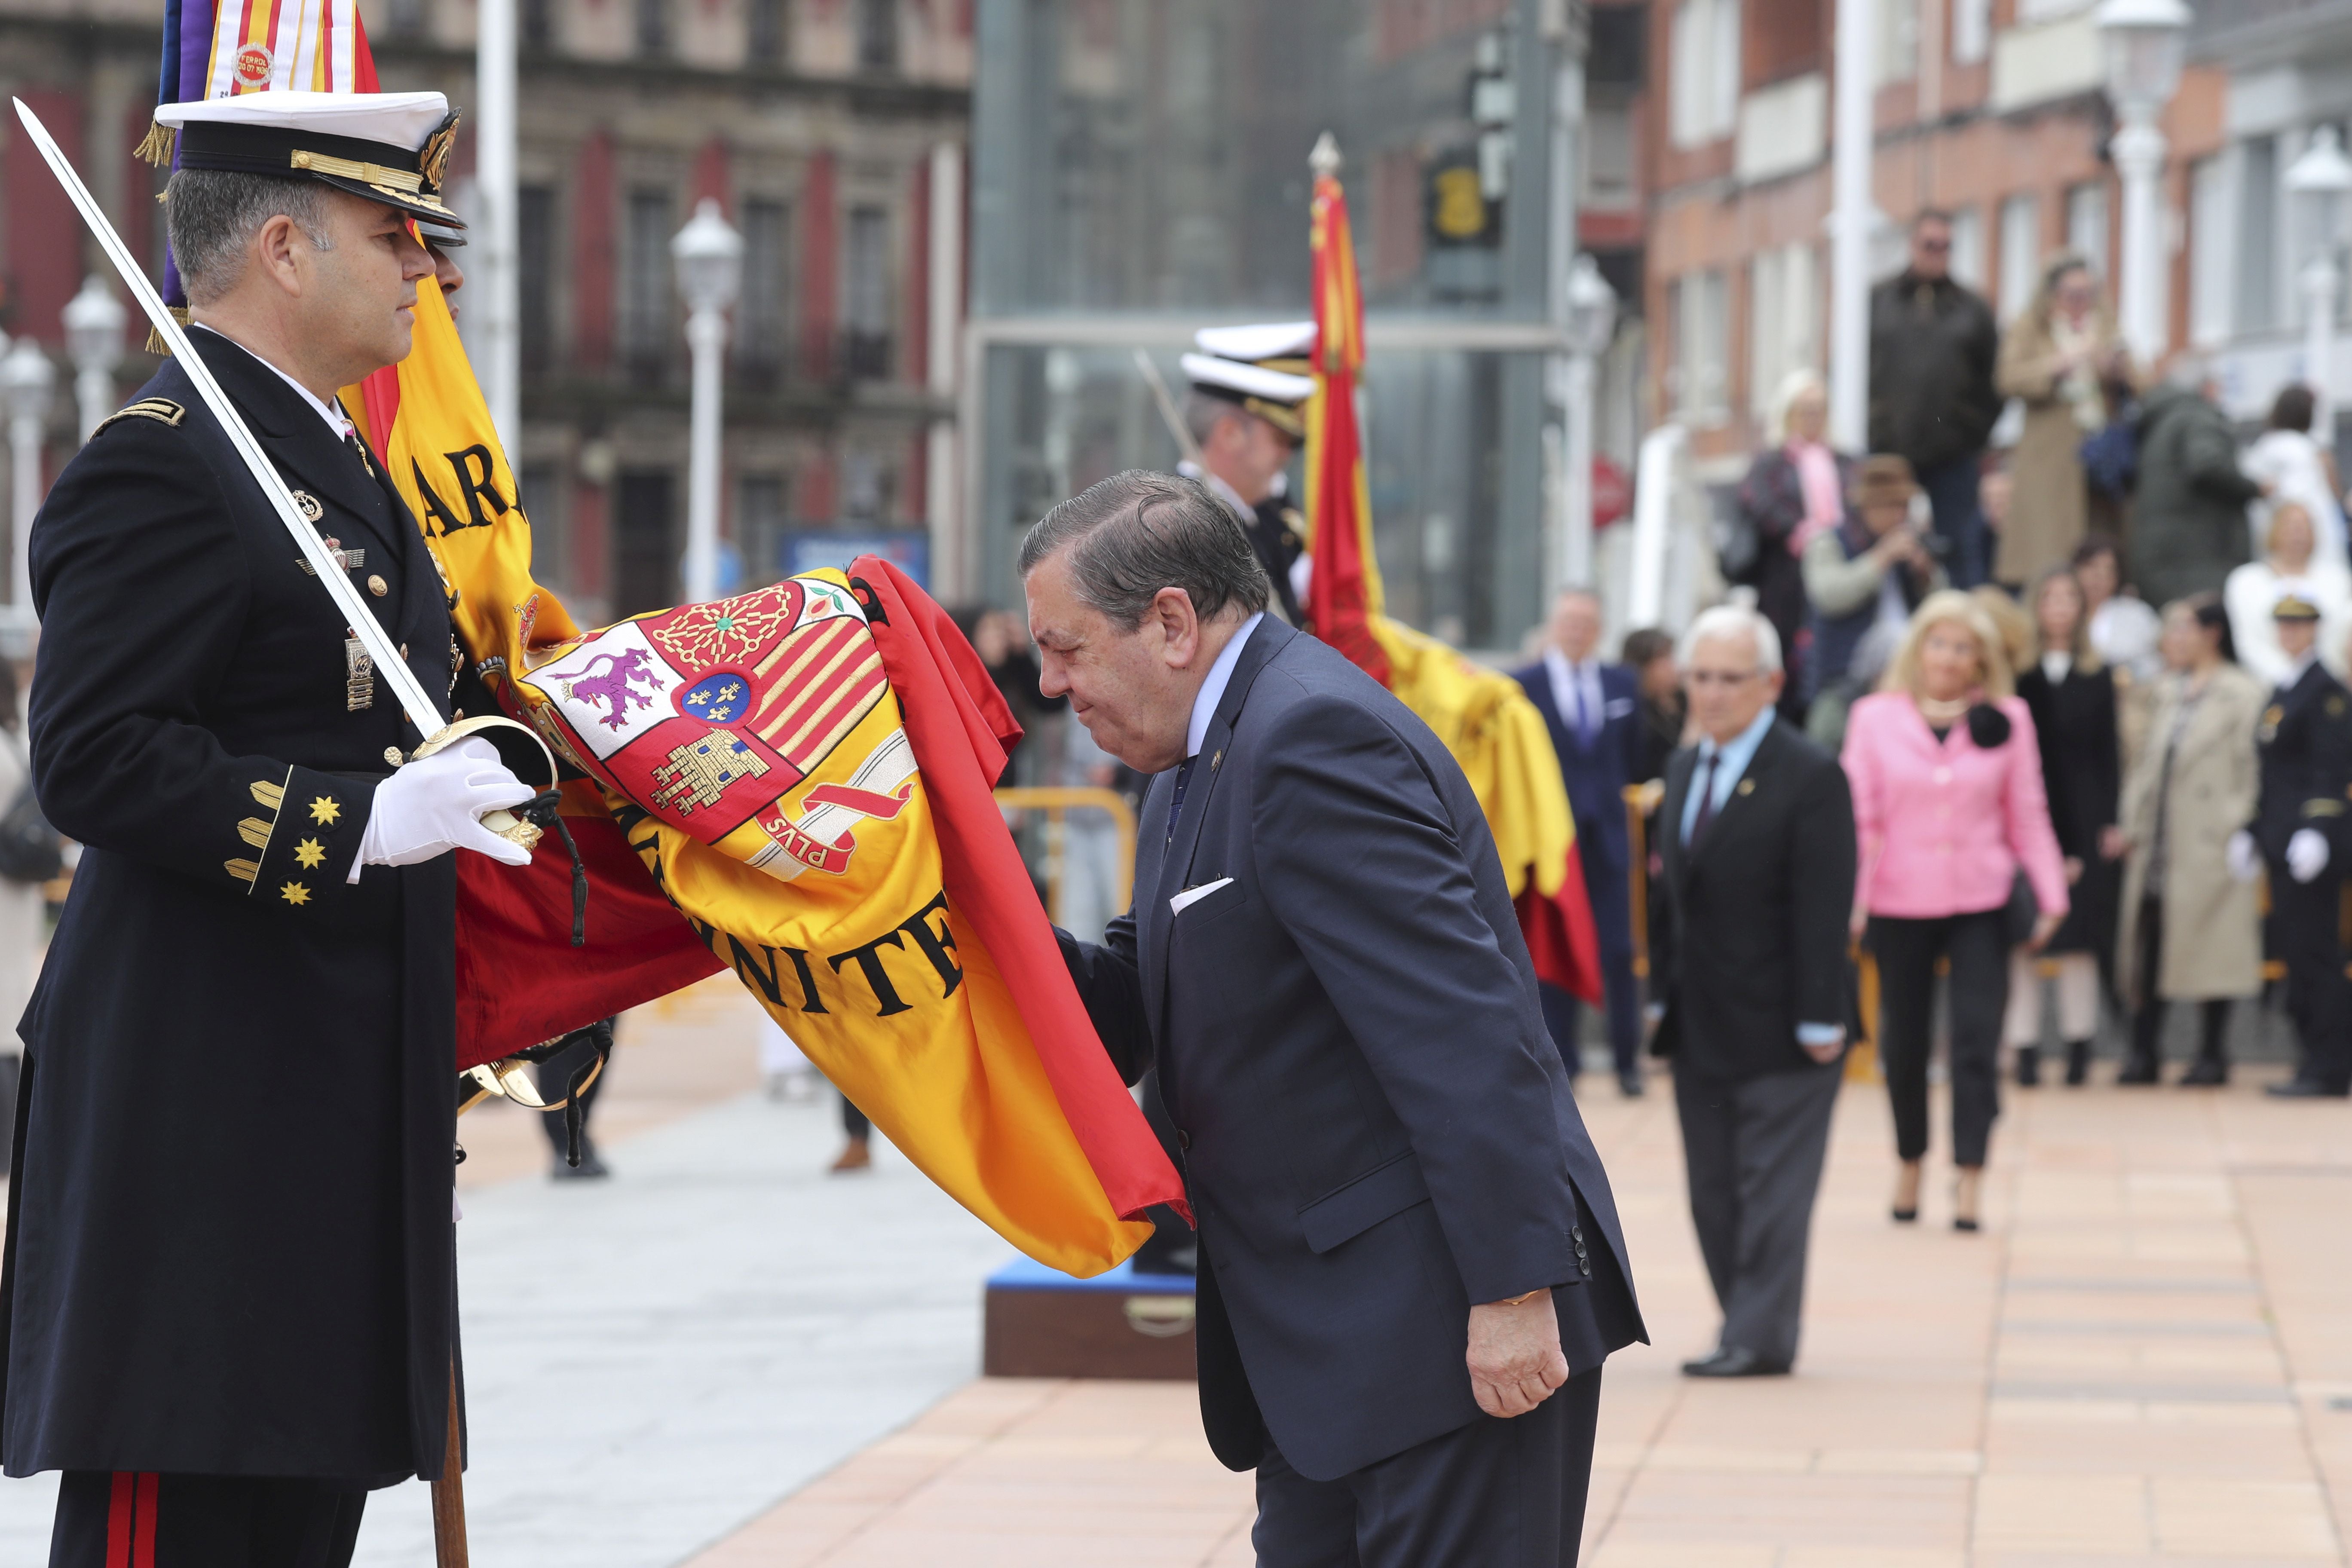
[10,98,548,839]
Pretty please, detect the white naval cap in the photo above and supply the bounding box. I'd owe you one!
[1194,321,1317,364]
[156,90,464,226]
[1183,320,1318,440]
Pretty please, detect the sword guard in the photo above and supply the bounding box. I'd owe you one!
[409,715,560,848]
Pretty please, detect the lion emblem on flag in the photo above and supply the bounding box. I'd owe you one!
[512,571,911,876]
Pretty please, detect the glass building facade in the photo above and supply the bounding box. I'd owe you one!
[967,0,1582,650]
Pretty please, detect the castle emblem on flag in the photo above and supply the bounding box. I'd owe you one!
[650,733,772,815]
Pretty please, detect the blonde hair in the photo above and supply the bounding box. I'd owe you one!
[1880,588,2015,700]
[1972,585,2035,683]
[1773,368,1828,442]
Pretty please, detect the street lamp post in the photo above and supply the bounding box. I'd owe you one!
[672,198,742,606]
[61,275,126,444]
[1553,254,1618,590]
[2095,0,2190,367]
[2288,126,2352,436]
[0,338,56,626]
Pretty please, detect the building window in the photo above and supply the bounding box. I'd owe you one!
[383,0,427,35]
[1671,269,1730,427]
[738,199,794,386]
[1947,205,1985,294]
[1669,0,1739,148]
[843,204,891,380]
[857,0,897,71]
[2238,137,2278,334]
[1951,0,1989,64]
[622,188,674,383]
[748,0,788,65]
[519,184,556,375]
[636,0,668,54]
[520,462,565,587]
[2190,156,2232,348]
[522,0,553,49]
[1997,192,2040,320]
[1876,0,1917,82]
[2066,180,2110,285]
[1747,244,1817,426]
[616,470,675,616]
[740,473,788,579]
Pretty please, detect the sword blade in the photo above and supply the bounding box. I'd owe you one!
[11,97,444,739]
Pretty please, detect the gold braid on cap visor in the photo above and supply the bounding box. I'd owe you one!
[288,148,456,215]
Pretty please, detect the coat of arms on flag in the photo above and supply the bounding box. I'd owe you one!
[515,572,914,882]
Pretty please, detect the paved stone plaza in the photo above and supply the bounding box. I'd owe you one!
[1,977,2346,1565]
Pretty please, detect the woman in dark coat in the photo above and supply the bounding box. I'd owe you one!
[1735,371,1853,723]
[2009,564,2122,1084]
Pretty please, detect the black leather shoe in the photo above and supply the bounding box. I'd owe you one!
[1617,1068,1645,1099]
[2266,1078,2352,1099]
[2014,1046,2041,1087]
[2178,1057,2229,1087]
[2064,1040,2092,1087]
[1681,1346,1791,1378]
[2116,1053,2161,1085]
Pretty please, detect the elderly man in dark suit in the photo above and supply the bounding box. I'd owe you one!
[1515,588,1646,1096]
[1654,605,1856,1378]
[1030,471,1643,1566]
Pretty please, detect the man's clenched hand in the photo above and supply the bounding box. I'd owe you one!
[1466,1291,1569,1418]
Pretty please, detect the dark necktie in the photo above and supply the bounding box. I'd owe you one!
[1689,750,1721,846]
[1166,756,1197,843]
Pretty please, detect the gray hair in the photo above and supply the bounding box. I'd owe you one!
[1017,469,1271,629]
[1677,604,1783,673]
[1182,389,1243,447]
[167,170,337,303]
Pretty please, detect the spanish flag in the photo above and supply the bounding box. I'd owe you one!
[1304,145,1602,1006]
[343,280,1179,1276]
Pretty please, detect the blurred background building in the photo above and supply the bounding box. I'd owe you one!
[0,0,969,626]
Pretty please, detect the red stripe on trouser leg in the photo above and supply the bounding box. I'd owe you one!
[133,1473,159,1568]
[105,1473,134,1568]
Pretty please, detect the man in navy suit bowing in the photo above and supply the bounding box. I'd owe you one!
[1029,471,1643,1566]
[1514,588,1647,1096]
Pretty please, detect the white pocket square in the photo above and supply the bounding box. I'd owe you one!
[1170,877,1235,916]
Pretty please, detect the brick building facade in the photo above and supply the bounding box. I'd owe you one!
[0,0,970,623]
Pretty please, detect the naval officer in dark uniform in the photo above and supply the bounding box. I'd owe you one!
[3,90,534,1564]
[2255,591,2352,1098]
[1179,324,1315,627]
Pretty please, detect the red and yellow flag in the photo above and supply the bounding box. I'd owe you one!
[1303,153,1602,1006]
[344,279,1179,1276]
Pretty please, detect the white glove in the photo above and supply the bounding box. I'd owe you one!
[351,737,534,878]
[2288,827,2332,884]
[2225,829,2263,885]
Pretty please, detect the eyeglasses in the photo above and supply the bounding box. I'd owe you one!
[1916,238,1951,254]
[1686,668,1763,688]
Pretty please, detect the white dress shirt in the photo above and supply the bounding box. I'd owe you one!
[1186,613,1264,760]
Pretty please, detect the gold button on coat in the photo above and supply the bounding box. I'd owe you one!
[367,574,389,597]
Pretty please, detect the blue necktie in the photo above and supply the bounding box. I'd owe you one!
[1689,751,1721,846]
[1573,671,1594,745]
[1166,756,1197,843]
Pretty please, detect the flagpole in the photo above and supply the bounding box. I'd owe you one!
[476,0,520,452]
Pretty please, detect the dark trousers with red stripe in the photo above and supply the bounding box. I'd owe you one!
[50,1471,366,1568]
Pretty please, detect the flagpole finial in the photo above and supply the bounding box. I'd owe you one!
[1310,132,1342,178]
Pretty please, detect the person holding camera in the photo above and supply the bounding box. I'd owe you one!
[1801,455,1948,751]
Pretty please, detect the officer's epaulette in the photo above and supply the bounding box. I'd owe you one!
[91,398,186,438]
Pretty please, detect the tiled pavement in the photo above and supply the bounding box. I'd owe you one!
[2,973,2348,1566]
[690,1047,2352,1567]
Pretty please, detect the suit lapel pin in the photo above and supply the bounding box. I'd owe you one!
[1736,778,1756,796]
[1211,748,1222,770]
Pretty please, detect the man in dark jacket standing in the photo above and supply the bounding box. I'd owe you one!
[6,92,533,1564]
[1868,211,2001,588]
[2254,592,2352,1098]
[2132,360,2265,611]
[1032,471,1642,1565]
[1654,606,1856,1378]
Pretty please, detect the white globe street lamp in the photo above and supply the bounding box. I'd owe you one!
[61,275,127,444]
[0,337,57,627]
[1553,254,1619,590]
[2288,125,2352,435]
[672,198,743,605]
[2095,0,2190,366]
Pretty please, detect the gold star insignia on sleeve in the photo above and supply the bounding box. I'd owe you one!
[294,838,327,869]
[309,796,342,825]
[280,882,312,906]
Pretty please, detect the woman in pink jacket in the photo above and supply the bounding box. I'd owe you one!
[1844,590,2070,1231]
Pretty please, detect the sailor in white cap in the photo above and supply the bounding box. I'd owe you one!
[13,89,533,1566]
[1180,322,1316,625]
